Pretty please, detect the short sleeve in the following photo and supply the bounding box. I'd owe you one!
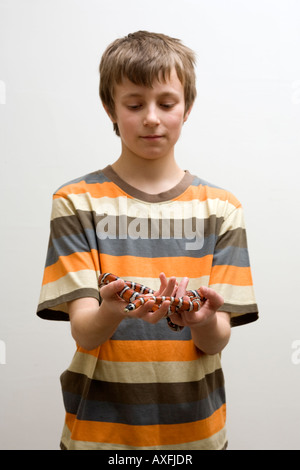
[209,203,258,327]
[37,191,100,321]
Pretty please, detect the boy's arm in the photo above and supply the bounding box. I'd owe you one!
[190,286,231,355]
[170,279,231,355]
[68,275,176,350]
[190,308,231,355]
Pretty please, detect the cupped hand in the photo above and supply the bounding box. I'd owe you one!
[167,277,224,328]
[99,273,177,325]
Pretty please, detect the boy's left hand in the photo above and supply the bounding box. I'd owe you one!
[169,277,225,329]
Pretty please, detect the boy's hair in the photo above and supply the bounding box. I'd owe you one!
[99,31,197,136]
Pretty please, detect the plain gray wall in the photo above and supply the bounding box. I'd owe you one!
[1,0,299,450]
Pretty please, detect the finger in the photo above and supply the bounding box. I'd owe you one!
[166,311,185,327]
[132,299,156,317]
[199,286,224,310]
[162,276,177,296]
[100,278,125,300]
[155,274,176,297]
[176,277,189,297]
[154,272,168,296]
[131,299,168,323]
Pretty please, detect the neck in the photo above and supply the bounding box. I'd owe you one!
[112,148,185,195]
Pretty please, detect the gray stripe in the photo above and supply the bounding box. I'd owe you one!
[46,232,92,266]
[96,234,215,259]
[212,246,250,267]
[45,228,217,266]
[190,175,224,190]
[55,170,110,193]
[51,211,224,240]
[46,228,250,267]
[111,317,192,341]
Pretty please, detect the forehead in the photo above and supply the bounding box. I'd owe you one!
[114,69,184,100]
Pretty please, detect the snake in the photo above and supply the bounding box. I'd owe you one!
[98,272,206,332]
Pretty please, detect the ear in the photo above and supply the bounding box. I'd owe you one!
[102,103,117,123]
[183,105,193,123]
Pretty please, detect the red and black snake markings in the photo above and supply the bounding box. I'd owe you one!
[98,273,206,332]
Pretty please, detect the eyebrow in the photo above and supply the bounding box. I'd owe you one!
[121,91,180,99]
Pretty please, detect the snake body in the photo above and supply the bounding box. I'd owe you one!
[98,273,205,332]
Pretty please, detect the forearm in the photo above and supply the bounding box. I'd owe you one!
[67,274,177,349]
[190,311,231,355]
[68,298,124,350]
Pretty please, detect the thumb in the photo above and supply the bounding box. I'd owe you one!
[200,286,224,310]
[100,278,125,300]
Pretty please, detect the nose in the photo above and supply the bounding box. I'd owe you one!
[143,105,160,127]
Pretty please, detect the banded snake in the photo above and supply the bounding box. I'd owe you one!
[98,272,206,332]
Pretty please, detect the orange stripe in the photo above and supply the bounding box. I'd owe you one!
[54,180,240,209]
[42,249,100,285]
[78,340,203,362]
[43,252,212,286]
[177,184,241,207]
[99,253,213,279]
[210,265,253,286]
[53,181,134,200]
[65,404,226,446]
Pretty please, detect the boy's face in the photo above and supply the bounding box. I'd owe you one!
[108,69,192,162]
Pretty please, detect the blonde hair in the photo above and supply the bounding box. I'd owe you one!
[99,31,197,136]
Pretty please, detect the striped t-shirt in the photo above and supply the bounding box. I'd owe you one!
[37,165,258,450]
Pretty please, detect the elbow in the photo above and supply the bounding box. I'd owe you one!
[70,325,101,351]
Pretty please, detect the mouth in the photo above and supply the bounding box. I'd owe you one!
[141,135,163,140]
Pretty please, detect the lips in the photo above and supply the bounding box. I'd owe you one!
[141,135,163,140]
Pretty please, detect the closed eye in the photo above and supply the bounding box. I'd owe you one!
[126,103,176,110]
[127,104,142,110]
[160,103,175,109]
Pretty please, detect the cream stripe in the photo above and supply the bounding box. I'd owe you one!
[39,276,255,312]
[61,423,227,450]
[51,195,75,219]
[67,351,221,384]
[209,283,256,305]
[39,270,99,304]
[218,206,245,236]
[121,275,210,292]
[51,194,241,224]
[119,281,256,308]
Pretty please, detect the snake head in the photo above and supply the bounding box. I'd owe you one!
[124,303,135,313]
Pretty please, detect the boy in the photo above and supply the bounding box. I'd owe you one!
[37,31,258,450]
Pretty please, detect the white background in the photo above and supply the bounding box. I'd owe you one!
[1,0,300,450]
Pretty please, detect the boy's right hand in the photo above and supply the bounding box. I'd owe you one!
[99,273,177,325]
[68,274,178,349]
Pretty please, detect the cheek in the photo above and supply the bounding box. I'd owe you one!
[114,109,134,132]
[168,113,186,133]
[168,106,187,124]
[117,116,138,138]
